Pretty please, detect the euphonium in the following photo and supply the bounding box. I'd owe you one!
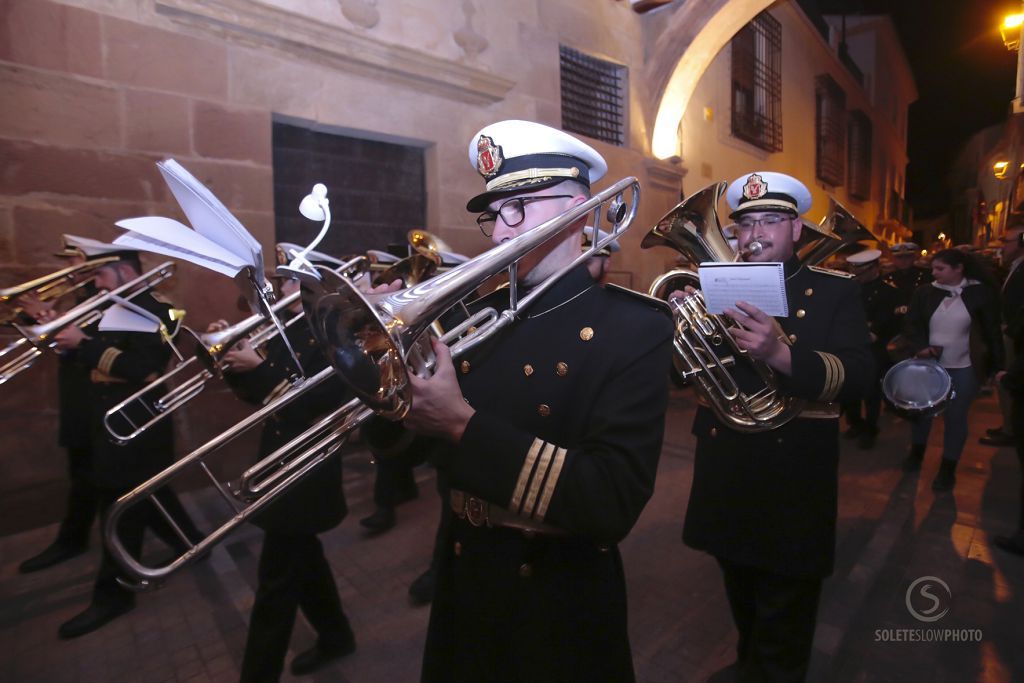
[103,177,639,588]
[642,182,804,432]
[798,197,877,267]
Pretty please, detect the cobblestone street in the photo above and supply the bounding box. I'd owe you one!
[2,388,1023,682]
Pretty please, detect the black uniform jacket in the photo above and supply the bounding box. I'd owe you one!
[70,291,176,490]
[683,259,873,579]
[884,266,932,309]
[224,316,348,535]
[1002,261,1024,343]
[861,277,901,372]
[423,264,673,682]
[903,281,1004,380]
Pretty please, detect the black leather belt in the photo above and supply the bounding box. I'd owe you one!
[449,489,567,536]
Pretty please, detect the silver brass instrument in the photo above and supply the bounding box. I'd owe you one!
[103,177,639,588]
[642,182,804,432]
[0,262,176,385]
[103,255,368,444]
[798,197,879,267]
[0,256,120,325]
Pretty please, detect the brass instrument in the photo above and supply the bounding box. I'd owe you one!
[0,262,176,385]
[798,197,878,266]
[0,256,120,326]
[103,176,639,588]
[642,182,804,432]
[103,255,369,444]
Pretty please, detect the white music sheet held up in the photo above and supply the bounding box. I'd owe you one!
[698,262,789,317]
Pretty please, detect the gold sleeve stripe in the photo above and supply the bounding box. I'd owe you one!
[510,438,544,513]
[520,442,556,518]
[533,447,567,521]
[262,379,292,406]
[97,347,122,375]
[814,351,844,402]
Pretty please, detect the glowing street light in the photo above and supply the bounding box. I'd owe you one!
[994,160,1010,178]
[1003,14,1024,50]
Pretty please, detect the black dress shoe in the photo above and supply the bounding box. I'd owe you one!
[408,568,436,606]
[979,433,1015,447]
[359,507,396,535]
[986,426,1008,437]
[993,533,1024,557]
[290,635,356,676]
[19,541,88,574]
[58,601,134,639]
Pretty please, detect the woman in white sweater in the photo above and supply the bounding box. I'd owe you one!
[902,249,1003,491]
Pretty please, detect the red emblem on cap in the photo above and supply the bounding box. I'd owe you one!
[476,135,504,179]
[742,173,767,200]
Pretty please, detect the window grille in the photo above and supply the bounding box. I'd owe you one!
[815,74,846,186]
[847,110,872,200]
[560,45,626,146]
[730,12,783,152]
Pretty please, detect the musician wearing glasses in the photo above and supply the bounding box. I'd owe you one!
[213,262,356,680]
[40,245,203,639]
[393,120,673,682]
[677,172,873,681]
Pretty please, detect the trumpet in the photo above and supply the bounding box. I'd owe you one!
[0,262,176,385]
[103,177,639,588]
[0,256,120,326]
[103,255,369,444]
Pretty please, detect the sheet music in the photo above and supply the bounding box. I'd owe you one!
[698,262,789,317]
[157,160,262,263]
[99,304,161,333]
[114,217,249,278]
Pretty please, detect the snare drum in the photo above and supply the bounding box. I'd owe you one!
[881,359,954,419]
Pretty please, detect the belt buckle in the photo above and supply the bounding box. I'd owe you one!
[465,496,487,527]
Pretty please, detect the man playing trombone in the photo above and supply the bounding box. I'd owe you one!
[398,120,674,682]
[46,244,202,639]
[214,260,356,681]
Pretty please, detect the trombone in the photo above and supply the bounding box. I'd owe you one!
[103,255,369,444]
[0,262,176,385]
[103,176,639,588]
[0,256,120,326]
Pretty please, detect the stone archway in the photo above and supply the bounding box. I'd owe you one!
[646,0,776,159]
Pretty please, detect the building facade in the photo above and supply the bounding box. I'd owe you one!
[0,0,915,526]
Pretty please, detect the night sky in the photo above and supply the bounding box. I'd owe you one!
[818,0,1019,218]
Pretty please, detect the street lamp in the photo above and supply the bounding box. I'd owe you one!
[994,160,1010,178]
[1002,13,1024,50]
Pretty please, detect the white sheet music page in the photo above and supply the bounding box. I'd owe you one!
[156,159,265,277]
[99,304,161,333]
[114,217,249,278]
[698,262,789,317]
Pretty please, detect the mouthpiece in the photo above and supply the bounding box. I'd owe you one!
[741,241,764,258]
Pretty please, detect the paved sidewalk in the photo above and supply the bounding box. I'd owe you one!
[1,389,1022,682]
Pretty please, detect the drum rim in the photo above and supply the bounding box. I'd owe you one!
[882,359,953,411]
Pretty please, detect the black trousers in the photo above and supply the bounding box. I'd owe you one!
[1011,400,1024,531]
[240,532,350,683]
[842,379,882,431]
[57,445,98,549]
[717,558,823,683]
[372,449,422,508]
[94,487,204,605]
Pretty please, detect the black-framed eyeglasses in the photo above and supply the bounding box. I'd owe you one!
[735,213,791,231]
[476,195,573,237]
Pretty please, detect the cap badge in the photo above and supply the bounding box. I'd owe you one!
[476,135,504,179]
[742,173,767,200]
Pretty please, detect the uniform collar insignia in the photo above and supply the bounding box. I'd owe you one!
[476,135,504,179]
[742,173,767,200]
